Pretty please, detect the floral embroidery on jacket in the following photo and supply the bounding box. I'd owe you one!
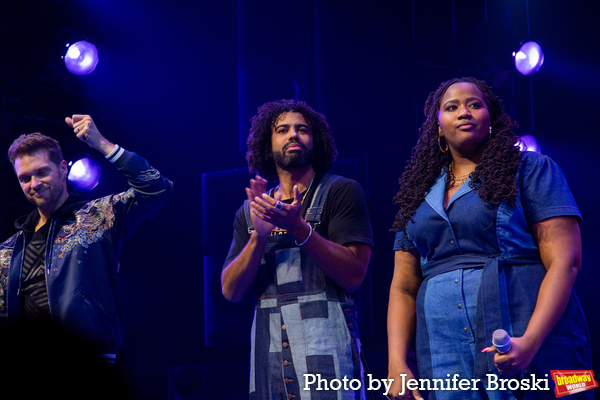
[55,189,135,258]
[0,241,14,312]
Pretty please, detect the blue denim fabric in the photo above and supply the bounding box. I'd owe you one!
[423,269,514,400]
[226,173,371,400]
[250,233,366,400]
[394,152,592,400]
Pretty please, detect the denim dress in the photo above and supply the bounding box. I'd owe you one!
[244,174,368,400]
[393,152,592,400]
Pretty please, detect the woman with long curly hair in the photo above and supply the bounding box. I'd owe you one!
[387,78,591,400]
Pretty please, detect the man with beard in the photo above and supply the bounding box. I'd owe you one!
[222,99,373,399]
[0,114,172,365]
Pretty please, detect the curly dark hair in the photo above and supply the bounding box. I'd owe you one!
[392,77,523,238]
[246,99,338,181]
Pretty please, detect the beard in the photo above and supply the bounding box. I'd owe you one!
[28,188,54,206]
[25,182,66,215]
[272,142,315,170]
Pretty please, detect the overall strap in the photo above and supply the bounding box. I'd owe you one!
[243,200,254,233]
[244,174,343,232]
[305,173,342,225]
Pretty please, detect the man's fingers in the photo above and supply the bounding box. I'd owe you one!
[248,180,260,198]
[250,204,277,223]
[66,114,93,126]
[292,185,302,205]
[66,115,94,140]
[71,114,88,123]
[249,179,258,194]
[245,187,254,201]
[73,121,90,141]
[251,208,267,220]
[255,175,267,186]
[253,175,267,190]
[251,200,269,215]
[249,177,267,196]
[260,193,277,207]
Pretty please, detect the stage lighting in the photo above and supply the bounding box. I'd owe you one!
[517,134,540,153]
[68,157,102,191]
[63,40,99,76]
[513,41,544,76]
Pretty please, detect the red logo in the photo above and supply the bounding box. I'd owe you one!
[550,370,598,397]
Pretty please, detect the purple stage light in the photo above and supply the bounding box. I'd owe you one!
[63,41,99,76]
[68,158,102,191]
[513,41,544,76]
[517,135,540,153]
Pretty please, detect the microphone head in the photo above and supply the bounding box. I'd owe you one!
[492,329,511,353]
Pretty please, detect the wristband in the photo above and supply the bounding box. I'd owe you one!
[295,224,312,246]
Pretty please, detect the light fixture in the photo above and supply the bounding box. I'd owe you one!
[63,40,99,76]
[68,157,102,191]
[513,41,544,76]
[517,134,540,153]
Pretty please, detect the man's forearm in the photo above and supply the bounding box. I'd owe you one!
[295,225,371,293]
[221,231,269,303]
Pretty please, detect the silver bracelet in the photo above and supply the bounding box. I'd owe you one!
[295,224,313,246]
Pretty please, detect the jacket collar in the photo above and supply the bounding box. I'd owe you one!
[425,170,475,222]
[15,192,84,232]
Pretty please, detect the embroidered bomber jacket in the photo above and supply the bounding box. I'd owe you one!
[0,148,172,358]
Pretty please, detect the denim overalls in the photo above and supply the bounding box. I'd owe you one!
[246,174,367,400]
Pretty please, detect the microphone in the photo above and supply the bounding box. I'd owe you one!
[492,329,511,354]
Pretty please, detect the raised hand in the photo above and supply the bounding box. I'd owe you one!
[246,175,275,237]
[250,183,306,237]
[65,114,115,155]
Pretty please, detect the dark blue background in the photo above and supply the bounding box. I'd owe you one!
[1,1,598,398]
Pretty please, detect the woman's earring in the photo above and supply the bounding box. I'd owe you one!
[488,126,493,139]
[438,135,448,153]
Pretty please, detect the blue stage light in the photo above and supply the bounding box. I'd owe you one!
[63,41,99,76]
[517,135,540,153]
[68,157,102,191]
[513,41,544,76]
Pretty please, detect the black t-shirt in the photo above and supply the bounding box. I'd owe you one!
[21,218,51,323]
[223,172,374,268]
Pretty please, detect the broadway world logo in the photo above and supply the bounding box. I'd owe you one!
[550,370,598,397]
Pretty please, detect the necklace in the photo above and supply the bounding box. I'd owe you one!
[301,173,316,204]
[271,173,316,233]
[446,163,473,189]
[275,172,316,204]
[451,175,470,185]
